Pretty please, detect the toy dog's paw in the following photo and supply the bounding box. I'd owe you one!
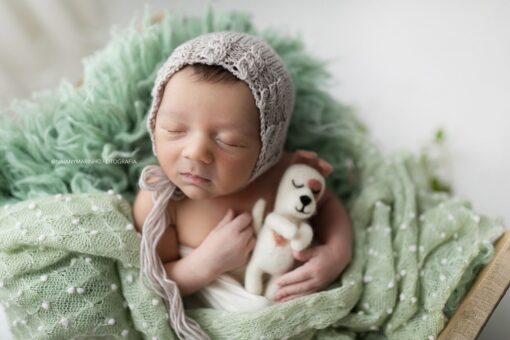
[290,240,305,251]
[245,279,263,295]
[264,276,280,301]
[245,264,264,295]
[281,227,297,240]
[290,223,313,251]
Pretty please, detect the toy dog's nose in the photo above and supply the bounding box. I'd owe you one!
[300,195,312,207]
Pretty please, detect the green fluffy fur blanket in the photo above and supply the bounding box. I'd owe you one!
[0,8,504,340]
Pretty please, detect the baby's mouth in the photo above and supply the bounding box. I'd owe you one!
[180,172,210,185]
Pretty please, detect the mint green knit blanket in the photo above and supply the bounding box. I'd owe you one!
[0,7,504,340]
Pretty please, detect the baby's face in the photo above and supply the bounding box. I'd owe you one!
[154,66,261,200]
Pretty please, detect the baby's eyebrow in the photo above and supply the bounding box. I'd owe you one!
[215,121,255,132]
[160,110,186,119]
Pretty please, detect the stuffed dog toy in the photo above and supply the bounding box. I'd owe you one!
[245,164,326,300]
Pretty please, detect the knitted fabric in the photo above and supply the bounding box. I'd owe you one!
[0,192,176,339]
[0,7,505,340]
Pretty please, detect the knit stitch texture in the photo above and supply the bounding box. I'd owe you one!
[0,7,504,340]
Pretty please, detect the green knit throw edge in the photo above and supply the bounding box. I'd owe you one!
[0,6,505,340]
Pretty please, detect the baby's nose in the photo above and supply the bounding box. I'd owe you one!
[183,136,213,164]
[300,195,312,207]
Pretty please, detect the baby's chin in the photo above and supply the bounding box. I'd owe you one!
[178,185,214,200]
[178,182,247,200]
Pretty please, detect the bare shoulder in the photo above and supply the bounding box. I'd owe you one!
[132,189,178,229]
[132,188,180,262]
[132,189,153,233]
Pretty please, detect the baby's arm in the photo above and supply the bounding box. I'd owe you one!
[133,194,256,296]
[133,189,179,262]
[133,189,218,296]
[274,188,352,302]
[312,189,352,259]
[162,249,221,296]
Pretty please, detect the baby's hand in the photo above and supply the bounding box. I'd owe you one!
[290,150,334,177]
[197,209,256,276]
[273,244,348,302]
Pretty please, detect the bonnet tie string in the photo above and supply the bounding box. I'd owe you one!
[139,165,210,340]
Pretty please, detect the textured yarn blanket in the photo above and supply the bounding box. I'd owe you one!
[0,7,505,340]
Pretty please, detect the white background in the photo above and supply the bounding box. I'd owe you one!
[0,0,508,338]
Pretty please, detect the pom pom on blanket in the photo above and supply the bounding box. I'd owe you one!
[0,6,504,340]
[0,193,176,339]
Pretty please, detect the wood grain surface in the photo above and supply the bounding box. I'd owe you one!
[438,230,510,340]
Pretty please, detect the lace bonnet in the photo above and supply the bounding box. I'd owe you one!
[146,31,295,181]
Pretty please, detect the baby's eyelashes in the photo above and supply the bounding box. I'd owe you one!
[215,138,247,148]
[165,129,184,135]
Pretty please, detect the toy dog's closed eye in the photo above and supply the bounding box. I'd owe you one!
[292,178,321,194]
[291,179,304,189]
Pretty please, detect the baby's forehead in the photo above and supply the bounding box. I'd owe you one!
[162,70,260,122]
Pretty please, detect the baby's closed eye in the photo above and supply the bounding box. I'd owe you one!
[215,137,247,148]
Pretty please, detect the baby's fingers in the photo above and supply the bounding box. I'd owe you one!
[293,149,317,159]
[276,266,311,287]
[291,150,333,177]
[248,236,256,251]
[275,279,312,301]
[241,232,256,250]
[217,209,234,228]
[318,159,334,177]
[279,292,308,303]
[231,212,253,232]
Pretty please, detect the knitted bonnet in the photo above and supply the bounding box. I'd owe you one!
[138,31,295,339]
[147,31,295,180]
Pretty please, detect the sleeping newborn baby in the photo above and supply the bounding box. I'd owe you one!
[132,32,352,335]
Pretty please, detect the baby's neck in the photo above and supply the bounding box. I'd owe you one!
[170,150,293,249]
